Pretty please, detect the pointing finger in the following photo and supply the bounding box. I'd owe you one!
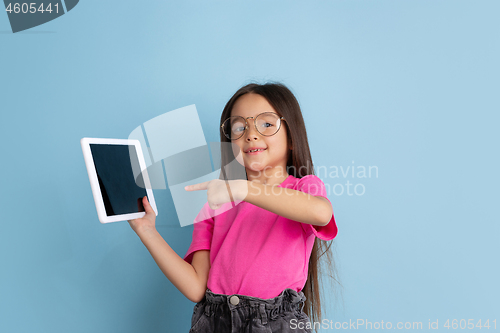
[184,181,210,191]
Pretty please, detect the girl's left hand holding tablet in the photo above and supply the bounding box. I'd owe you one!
[127,196,156,233]
[184,179,248,210]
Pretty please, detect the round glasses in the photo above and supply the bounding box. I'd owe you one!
[221,112,286,140]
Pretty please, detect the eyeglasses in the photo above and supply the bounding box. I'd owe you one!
[221,112,286,140]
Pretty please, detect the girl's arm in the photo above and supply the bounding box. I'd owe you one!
[239,181,333,226]
[135,227,210,303]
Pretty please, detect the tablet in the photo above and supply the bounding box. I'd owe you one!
[80,137,158,224]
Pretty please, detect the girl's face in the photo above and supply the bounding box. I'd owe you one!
[229,93,291,176]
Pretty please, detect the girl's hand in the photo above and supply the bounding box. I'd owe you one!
[184,179,248,210]
[128,196,156,233]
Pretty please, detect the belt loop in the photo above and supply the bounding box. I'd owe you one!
[259,304,268,325]
[204,303,211,317]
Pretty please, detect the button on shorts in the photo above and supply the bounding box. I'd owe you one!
[189,288,312,333]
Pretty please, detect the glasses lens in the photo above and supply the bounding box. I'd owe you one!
[223,117,245,140]
[256,113,281,136]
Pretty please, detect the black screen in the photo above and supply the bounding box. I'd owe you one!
[90,144,147,216]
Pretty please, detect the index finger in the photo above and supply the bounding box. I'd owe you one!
[184,181,210,191]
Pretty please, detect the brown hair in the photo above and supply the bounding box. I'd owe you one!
[218,81,341,330]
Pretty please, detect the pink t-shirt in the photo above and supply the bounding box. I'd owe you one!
[183,174,338,299]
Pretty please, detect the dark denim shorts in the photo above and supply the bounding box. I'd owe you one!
[189,288,312,333]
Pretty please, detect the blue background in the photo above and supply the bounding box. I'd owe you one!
[1,1,498,332]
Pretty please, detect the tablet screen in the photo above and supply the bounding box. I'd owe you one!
[90,143,147,216]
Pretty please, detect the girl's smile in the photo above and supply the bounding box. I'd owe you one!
[244,147,267,155]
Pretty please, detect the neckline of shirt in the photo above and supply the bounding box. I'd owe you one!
[246,174,294,188]
[277,174,294,187]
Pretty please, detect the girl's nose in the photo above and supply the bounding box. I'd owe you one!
[245,124,260,140]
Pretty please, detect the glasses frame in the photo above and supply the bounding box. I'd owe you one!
[221,112,286,141]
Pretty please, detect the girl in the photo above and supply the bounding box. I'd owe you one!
[128,82,339,333]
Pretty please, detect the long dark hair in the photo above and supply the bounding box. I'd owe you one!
[218,82,341,330]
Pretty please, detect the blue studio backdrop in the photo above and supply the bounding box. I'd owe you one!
[1,1,499,332]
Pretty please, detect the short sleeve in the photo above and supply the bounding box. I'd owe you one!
[295,175,338,241]
[183,202,214,264]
